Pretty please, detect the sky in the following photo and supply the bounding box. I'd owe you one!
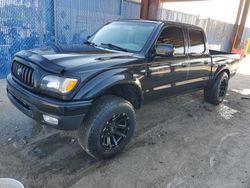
[163,0,250,26]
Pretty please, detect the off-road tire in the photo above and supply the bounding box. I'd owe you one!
[78,95,135,159]
[204,72,229,105]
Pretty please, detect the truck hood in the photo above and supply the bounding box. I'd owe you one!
[15,44,138,74]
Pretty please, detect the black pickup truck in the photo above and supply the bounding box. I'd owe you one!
[7,20,239,159]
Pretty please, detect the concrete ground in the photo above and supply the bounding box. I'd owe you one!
[0,57,250,188]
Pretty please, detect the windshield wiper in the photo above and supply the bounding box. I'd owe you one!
[84,40,96,46]
[100,43,128,52]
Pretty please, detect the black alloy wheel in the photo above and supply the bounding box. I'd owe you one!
[100,113,130,150]
[218,78,228,99]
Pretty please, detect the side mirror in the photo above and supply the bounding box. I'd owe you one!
[87,35,91,39]
[155,44,174,57]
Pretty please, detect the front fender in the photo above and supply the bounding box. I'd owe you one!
[74,68,142,100]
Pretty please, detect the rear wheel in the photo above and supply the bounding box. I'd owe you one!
[204,72,229,105]
[78,95,135,159]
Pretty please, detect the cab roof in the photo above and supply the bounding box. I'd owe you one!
[116,19,203,30]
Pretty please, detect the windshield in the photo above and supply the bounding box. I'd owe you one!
[89,21,156,52]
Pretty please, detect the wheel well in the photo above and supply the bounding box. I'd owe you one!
[209,69,230,88]
[206,69,230,90]
[217,69,230,79]
[223,69,230,78]
[102,84,142,109]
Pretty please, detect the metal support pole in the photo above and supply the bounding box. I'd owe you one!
[44,0,55,45]
[140,0,149,19]
[234,0,250,48]
[140,0,160,19]
[148,0,160,19]
[53,0,58,45]
[230,0,245,51]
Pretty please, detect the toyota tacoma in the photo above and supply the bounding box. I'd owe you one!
[7,20,240,159]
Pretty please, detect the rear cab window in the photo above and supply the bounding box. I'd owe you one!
[188,29,206,55]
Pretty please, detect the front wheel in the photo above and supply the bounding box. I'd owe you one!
[204,72,229,105]
[78,95,135,159]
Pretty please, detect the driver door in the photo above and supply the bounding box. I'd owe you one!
[144,26,190,100]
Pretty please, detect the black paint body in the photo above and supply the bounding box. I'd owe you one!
[6,20,240,130]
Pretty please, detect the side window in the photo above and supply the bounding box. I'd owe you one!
[156,27,185,55]
[188,29,205,54]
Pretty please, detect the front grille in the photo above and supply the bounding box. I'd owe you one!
[12,61,34,87]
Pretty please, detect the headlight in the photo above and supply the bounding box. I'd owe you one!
[41,75,78,94]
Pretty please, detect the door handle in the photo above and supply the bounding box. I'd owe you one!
[181,62,188,67]
[204,60,209,64]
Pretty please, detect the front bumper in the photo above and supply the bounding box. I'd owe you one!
[7,75,93,130]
